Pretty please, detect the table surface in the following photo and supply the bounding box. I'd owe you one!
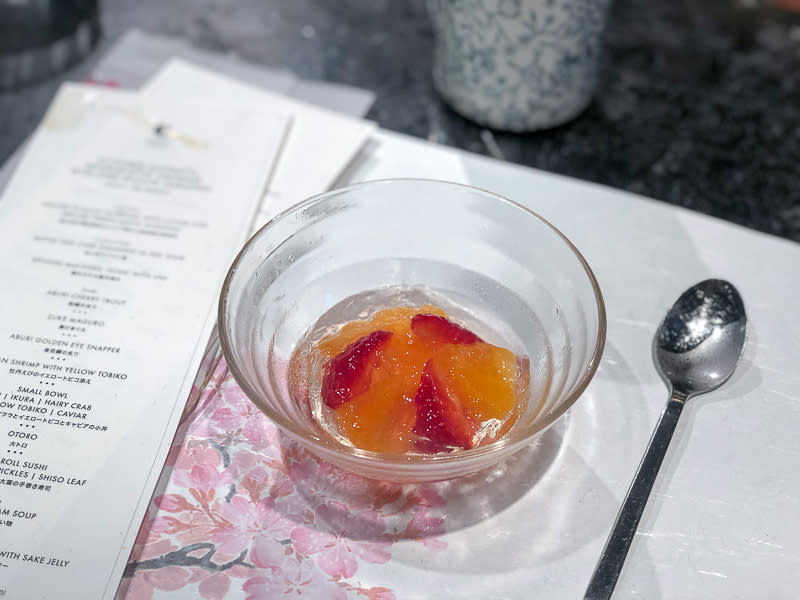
[118,129,800,599]
[2,3,799,599]
[1,0,800,243]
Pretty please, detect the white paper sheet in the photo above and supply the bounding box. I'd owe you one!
[142,59,376,230]
[1,30,377,218]
[89,28,375,119]
[0,83,289,600]
[341,130,800,600]
[89,29,297,95]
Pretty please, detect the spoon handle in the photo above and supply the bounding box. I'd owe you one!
[583,394,686,600]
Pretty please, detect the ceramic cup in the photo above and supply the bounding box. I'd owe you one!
[428,0,611,132]
[0,0,100,91]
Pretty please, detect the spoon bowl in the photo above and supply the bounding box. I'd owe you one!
[655,279,747,398]
[584,279,747,599]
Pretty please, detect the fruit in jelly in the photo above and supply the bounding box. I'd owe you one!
[321,330,393,409]
[411,313,483,344]
[315,307,528,454]
[413,359,477,453]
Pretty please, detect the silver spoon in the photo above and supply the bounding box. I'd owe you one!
[584,279,747,600]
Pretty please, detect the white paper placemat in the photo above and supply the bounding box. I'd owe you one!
[344,130,800,599]
[117,130,799,600]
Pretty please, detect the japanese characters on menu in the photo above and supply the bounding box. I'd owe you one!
[0,82,289,599]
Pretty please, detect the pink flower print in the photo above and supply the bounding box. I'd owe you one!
[313,461,382,506]
[407,505,445,536]
[286,447,399,513]
[226,449,263,482]
[150,489,230,547]
[187,380,255,439]
[229,444,286,484]
[269,490,314,527]
[285,451,363,509]
[368,481,405,512]
[133,514,164,548]
[207,404,249,434]
[240,411,275,447]
[250,532,288,571]
[404,507,447,550]
[136,538,179,563]
[211,495,271,555]
[242,569,347,600]
[187,404,227,440]
[156,507,216,545]
[257,417,283,447]
[285,445,320,482]
[355,587,397,600]
[219,378,259,415]
[252,497,300,545]
[118,573,154,600]
[197,572,231,600]
[236,465,270,503]
[125,566,192,598]
[291,501,391,578]
[269,472,295,499]
[407,485,447,508]
[177,443,223,471]
[144,566,191,591]
[173,463,231,493]
[244,550,347,600]
[155,493,198,513]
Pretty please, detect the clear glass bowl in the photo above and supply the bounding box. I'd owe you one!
[218,179,606,482]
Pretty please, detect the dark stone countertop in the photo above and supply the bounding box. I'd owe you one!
[2,0,799,241]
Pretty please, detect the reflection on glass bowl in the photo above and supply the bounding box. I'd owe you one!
[218,179,606,482]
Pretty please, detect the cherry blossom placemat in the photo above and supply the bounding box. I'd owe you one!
[117,327,592,600]
[116,127,800,600]
[119,352,453,600]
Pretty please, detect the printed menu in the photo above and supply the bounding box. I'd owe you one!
[142,59,376,229]
[0,83,289,599]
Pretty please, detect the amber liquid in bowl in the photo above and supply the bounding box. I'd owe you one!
[288,286,545,455]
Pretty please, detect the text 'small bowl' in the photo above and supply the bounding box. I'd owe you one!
[219,179,606,482]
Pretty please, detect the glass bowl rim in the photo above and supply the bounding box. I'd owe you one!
[218,177,607,466]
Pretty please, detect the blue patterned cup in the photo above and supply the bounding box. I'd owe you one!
[428,0,611,132]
